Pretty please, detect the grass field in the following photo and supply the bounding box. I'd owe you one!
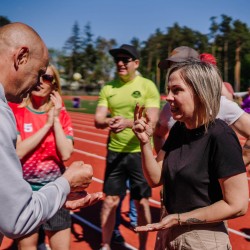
[64,98,167,115]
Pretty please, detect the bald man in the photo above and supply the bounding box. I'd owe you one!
[0,22,102,244]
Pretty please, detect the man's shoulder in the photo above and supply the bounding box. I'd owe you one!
[135,75,155,84]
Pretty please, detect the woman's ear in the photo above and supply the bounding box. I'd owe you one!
[14,47,29,70]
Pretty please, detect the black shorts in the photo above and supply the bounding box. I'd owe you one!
[103,150,151,200]
[43,207,71,231]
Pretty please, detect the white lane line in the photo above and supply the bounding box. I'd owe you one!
[74,137,106,147]
[149,198,161,206]
[71,118,94,125]
[74,149,106,160]
[73,129,108,138]
[70,213,137,250]
[228,228,250,239]
[73,123,98,129]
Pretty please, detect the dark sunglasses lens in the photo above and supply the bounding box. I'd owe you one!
[42,74,54,83]
[114,57,132,64]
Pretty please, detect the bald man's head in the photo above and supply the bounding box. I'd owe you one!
[0,22,49,103]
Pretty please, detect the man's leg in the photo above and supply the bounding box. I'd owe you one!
[101,195,120,249]
[112,195,125,244]
[135,198,151,250]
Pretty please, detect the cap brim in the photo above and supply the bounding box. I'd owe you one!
[109,48,131,57]
[158,57,192,69]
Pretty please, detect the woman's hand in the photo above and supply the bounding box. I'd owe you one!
[50,90,62,118]
[132,103,153,144]
[135,214,178,232]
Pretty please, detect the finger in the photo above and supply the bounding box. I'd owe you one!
[145,110,151,124]
[134,103,140,121]
[138,105,145,119]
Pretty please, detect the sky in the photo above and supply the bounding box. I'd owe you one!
[1,0,250,50]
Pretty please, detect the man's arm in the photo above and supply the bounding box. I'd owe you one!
[94,106,111,129]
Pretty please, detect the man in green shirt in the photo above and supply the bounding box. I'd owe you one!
[95,44,160,250]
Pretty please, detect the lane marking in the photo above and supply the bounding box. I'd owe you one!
[73,123,99,129]
[74,137,106,147]
[74,148,106,160]
[74,129,108,138]
[228,228,250,239]
[70,213,138,250]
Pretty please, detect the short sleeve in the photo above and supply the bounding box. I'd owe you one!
[210,122,245,178]
[144,80,160,108]
[97,86,109,107]
[218,96,244,125]
[60,107,74,139]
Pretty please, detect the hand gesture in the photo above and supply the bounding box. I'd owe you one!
[46,107,54,127]
[64,190,103,210]
[135,214,177,232]
[109,116,127,133]
[50,91,62,118]
[132,103,153,144]
[62,161,93,192]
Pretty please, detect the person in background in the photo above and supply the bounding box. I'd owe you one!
[112,179,137,244]
[241,87,250,113]
[0,22,102,245]
[9,64,73,250]
[154,47,250,167]
[95,44,160,250]
[199,53,234,101]
[133,60,248,249]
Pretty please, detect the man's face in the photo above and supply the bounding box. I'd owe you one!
[7,47,48,103]
[114,53,139,81]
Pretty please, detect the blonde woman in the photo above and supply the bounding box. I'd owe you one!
[10,65,74,250]
[133,60,248,250]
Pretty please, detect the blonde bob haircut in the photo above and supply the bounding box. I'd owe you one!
[19,64,62,111]
[166,59,222,128]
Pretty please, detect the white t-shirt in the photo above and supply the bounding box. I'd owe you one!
[159,96,244,129]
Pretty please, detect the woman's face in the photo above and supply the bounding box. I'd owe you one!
[166,69,200,129]
[31,67,55,97]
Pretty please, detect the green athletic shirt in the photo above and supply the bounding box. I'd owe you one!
[98,75,160,152]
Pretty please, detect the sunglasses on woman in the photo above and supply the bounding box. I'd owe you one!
[41,74,55,85]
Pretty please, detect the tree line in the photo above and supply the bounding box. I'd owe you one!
[1,15,250,92]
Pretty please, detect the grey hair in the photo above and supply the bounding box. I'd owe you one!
[166,59,222,128]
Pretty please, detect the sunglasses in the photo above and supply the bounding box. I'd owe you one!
[41,74,55,85]
[114,57,134,64]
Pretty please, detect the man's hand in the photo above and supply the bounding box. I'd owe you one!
[109,116,130,133]
[62,161,93,192]
[64,191,103,210]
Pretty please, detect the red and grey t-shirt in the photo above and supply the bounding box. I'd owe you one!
[9,103,73,185]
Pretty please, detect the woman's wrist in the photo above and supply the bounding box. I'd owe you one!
[177,213,182,225]
[53,117,60,123]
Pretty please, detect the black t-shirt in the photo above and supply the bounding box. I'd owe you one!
[162,119,245,214]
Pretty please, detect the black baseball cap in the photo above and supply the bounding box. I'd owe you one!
[109,44,140,59]
[158,46,199,70]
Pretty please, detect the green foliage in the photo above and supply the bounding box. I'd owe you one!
[51,15,250,93]
[0,16,11,27]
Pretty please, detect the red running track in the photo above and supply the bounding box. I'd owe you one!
[2,112,250,250]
